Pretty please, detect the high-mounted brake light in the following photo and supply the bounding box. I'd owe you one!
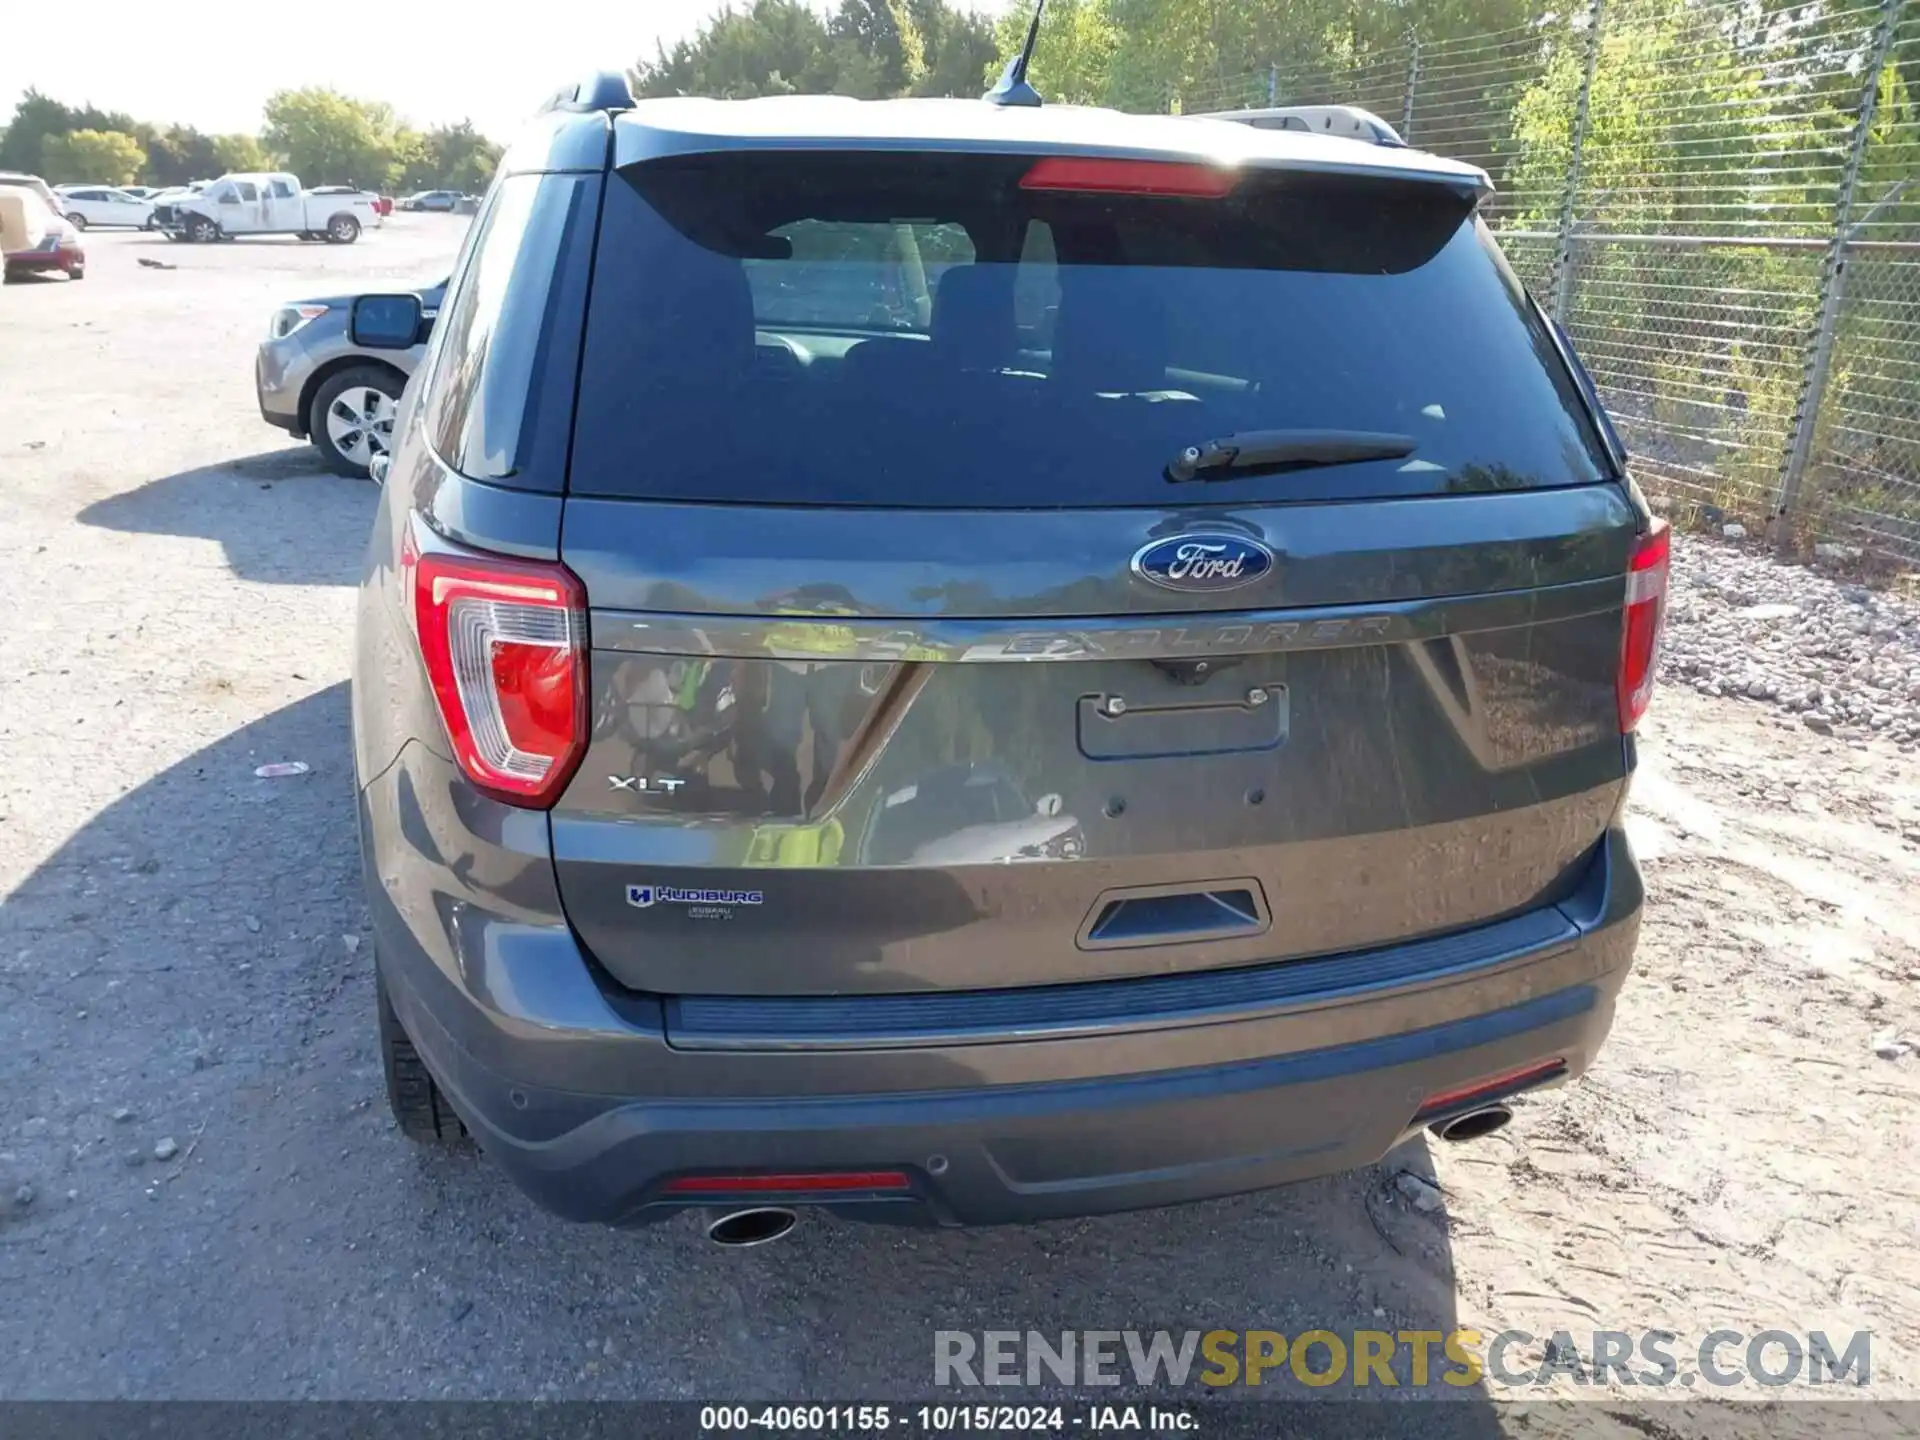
[1617,517,1670,733]
[403,527,588,807]
[1019,156,1238,197]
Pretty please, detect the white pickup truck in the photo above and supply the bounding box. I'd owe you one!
[153,173,379,244]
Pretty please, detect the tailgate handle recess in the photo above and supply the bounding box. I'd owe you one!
[1079,880,1271,950]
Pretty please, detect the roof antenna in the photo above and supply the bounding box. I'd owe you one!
[983,0,1047,107]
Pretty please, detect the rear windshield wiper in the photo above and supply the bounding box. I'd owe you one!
[1166,429,1418,483]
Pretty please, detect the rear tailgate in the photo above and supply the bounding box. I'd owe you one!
[551,147,1638,998]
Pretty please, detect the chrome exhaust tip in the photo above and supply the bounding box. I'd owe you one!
[1431,1104,1514,1143]
[706,1207,799,1248]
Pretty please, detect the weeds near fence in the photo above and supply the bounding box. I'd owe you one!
[1170,0,1920,563]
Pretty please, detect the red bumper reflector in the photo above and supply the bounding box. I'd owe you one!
[661,1171,912,1195]
[1414,1060,1566,1120]
[1019,157,1238,197]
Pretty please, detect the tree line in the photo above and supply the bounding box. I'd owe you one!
[632,0,999,100]
[625,0,1550,107]
[0,88,503,192]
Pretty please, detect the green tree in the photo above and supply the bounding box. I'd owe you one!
[41,128,146,184]
[262,87,410,188]
[989,0,1120,105]
[0,90,139,173]
[986,0,1541,113]
[140,124,223,186]
[400,121,502,192]
[909,0,999,96]
[634,0,996,101]
[635,0,845,99]
[211,133,270,174]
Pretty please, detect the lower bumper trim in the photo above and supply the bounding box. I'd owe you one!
[395,969,1607,1227]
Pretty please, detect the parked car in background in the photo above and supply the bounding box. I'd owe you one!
[1,185,85,281]
[309,185,387,227]
[454,194,482,214]
[401,190,460,212]
[255,277,444,477]
[0,172,59,208]
[120,185,161,200]
[146,182,208,220]
[154,173,378,243]
[51,186,155,230]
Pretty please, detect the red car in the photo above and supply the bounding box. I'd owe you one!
[0,189,85,281]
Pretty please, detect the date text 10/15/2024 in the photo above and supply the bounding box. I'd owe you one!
[699,1407,1191,1433]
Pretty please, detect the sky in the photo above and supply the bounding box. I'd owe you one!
[0,0,806,143]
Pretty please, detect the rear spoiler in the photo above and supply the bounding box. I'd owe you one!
[1199,105,1407,149]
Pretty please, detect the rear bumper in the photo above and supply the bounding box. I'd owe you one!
[5,246,82,275]
[393,971,1617,1227]
[363,745,1642,1227]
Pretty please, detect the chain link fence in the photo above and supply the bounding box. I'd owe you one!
[1169,0,1920,563]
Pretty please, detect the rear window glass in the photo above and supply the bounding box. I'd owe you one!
[571,153,1613,508]
[423,171,599,487]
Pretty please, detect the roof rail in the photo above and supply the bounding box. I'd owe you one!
[1199,105,1406,148]
[542,70,636,115]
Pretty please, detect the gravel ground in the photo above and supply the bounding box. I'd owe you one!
[1662,533,1920,747]
[1,227,1916,1420]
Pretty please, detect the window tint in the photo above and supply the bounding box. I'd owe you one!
[744,220,974,331]
[572,153,1614,509]
[235,181,258,202]
[212,185,237,203]
[271,180,295,199]
[420,171,599,488]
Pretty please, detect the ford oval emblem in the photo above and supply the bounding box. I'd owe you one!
[1130,533,1275,593]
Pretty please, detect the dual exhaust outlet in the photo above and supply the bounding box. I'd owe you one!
[700,1106,1513,1248]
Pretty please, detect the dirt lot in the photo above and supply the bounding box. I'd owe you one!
[1,223,1916,1420]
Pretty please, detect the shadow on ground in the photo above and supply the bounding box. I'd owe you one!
[76,447,377,586]
[0,684,1494,1426]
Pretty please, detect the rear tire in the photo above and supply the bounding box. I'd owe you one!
[325,214,361,244]
[65,212,87,230]
[378,971,467,1144]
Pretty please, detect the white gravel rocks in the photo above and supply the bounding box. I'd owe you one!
[1661,534,1920,749]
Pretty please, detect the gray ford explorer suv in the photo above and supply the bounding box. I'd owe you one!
[349,69,1664,1238]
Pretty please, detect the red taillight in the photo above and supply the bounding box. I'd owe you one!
[1414,1060,1566,1121]
[404,527,587,807]
[1019,156,1238,197]
[1617,517,1669,733]
[661,1171,912,1195]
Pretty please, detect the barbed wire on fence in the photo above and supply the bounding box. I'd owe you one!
[1158,0,1920,564]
